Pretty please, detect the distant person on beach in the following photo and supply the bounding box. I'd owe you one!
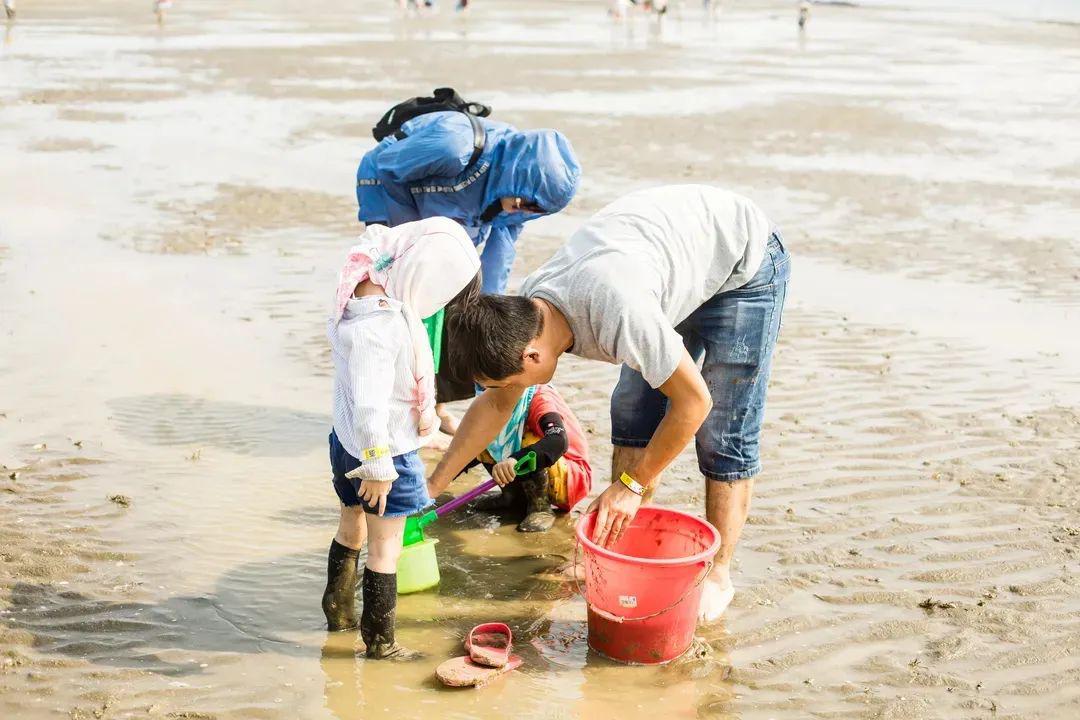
[798,1,810,29]
[322,218,480,655]
[612,0,668,18]
[5,0,16,21]
[428,185,790,621]
[357,103,580,437]
[398,0,434,13]
[463,383,592,532]
[154,0,172,24]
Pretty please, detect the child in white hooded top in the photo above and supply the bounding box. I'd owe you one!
[323,217,480,658]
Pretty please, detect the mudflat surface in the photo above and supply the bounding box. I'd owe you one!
[1,1,1078,718]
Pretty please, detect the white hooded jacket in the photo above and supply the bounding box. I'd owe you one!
[328,217,480,481]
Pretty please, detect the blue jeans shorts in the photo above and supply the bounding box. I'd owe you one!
[610,231,790,481]
[328,430,432,517]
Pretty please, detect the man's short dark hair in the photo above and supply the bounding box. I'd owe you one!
[447,294,543,382]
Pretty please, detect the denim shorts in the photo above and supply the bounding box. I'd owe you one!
[610,231,790,481]
[328,430,432,517]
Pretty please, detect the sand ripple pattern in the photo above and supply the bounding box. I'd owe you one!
[108,394,328,457]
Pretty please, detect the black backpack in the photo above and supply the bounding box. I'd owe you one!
[372,87,492,168]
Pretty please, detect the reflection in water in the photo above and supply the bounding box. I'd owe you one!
[321,633,362,719]
[2,490,734,719]
[109,394,328,456]
[4,581,301,676]
[271,503,339,527]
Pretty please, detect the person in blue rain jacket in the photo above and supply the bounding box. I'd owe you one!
[355,110,581,436]
[355,111,580,296]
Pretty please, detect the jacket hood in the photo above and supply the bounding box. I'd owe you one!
[483,129,581,228]
[334,217,480,323]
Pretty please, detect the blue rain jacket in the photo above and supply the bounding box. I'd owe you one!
[356,111,580,294]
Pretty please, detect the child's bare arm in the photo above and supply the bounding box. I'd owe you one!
[427,385,522,496]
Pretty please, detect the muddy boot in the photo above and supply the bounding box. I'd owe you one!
[473,481,524,514]
[322,539,360,631]
[360,568,421,660]
[517,470,555,533]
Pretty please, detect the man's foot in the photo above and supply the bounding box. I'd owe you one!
[518,510,555,533]
[698,578,734,622]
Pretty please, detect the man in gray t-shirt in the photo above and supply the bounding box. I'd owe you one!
[428,185,791,621]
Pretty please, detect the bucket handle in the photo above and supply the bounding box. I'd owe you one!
[572,541,714,624]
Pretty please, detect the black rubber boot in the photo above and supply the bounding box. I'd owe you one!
[517,470,555,533]
[360,568,421,660]
[473,481,524,514]
[322,539,360,631]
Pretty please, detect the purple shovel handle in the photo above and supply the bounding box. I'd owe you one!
[434,479,497,517]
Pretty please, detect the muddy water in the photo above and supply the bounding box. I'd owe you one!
[2,1,1079,719]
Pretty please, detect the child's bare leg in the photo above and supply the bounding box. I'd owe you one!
[323,505,366,631]
[364,513,403,573]
[361,514,419,659]
[435,403,459,435]
[335,504,367,549]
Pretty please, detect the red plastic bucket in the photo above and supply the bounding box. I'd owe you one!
[575,507,720,665]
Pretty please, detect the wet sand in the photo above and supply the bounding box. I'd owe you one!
[1,0,1078,718]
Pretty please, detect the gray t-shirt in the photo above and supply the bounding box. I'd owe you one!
[520,185,771,388]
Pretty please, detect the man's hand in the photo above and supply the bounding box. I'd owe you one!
[492,458,518,487]
[587,481,643,548]
[358,479,393,516]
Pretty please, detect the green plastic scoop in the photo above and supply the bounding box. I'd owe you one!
[403,451,537,547]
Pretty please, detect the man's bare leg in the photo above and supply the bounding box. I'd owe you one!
[612,446,753,620]
[699,477,754,622]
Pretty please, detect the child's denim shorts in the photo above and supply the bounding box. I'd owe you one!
[610,231,790,482]
[328,430,432,517]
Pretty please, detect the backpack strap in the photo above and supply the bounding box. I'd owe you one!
[465,112,486,169]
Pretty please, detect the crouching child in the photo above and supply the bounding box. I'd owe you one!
[468,383,592,532]
[322,218,480,657]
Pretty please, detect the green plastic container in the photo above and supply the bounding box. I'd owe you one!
[421,309,444,373]
[397,538,440,594]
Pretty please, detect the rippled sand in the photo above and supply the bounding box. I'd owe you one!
[1,1,1078,719]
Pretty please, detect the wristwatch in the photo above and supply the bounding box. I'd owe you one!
[619,472,646,497]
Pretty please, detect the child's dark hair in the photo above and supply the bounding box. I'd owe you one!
[447,294,543,381]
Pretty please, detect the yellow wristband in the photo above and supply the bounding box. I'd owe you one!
[361,445,390,461]
[619,472,646,497]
